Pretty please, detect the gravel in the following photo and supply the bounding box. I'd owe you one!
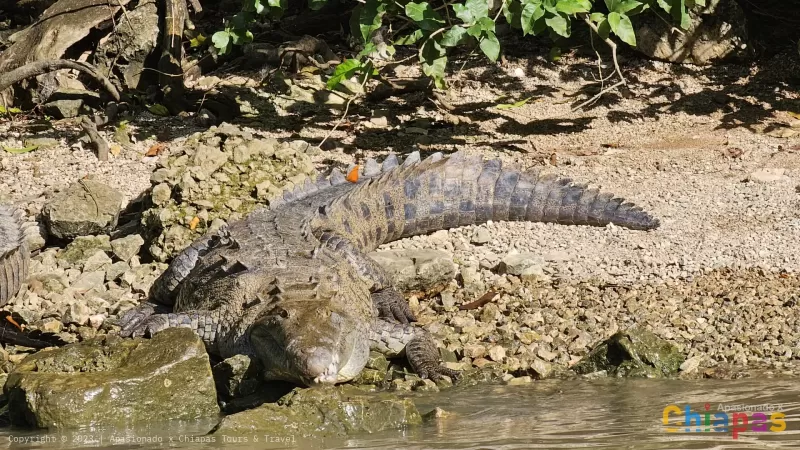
[1,50,799,379]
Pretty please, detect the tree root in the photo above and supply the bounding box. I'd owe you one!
[0,59,120,101]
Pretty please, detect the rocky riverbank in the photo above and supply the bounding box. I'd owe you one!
[1,49,799,431]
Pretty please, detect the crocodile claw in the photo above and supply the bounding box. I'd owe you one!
[372,288,416,324]
[417,364,461,382]
[116,302,169,337]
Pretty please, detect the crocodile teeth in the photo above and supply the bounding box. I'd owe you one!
[312,353,340,385]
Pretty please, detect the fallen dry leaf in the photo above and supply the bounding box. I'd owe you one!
[189,216,200,230]
[346,165,360,183]
[458,290,500,311]
[146,143,167,157]
[109,145,121,157]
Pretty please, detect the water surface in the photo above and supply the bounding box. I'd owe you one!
[4,378,799,449]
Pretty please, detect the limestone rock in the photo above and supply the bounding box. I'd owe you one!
[43,180,123,239]
[369,249,456,296]
[111,234,144,262]
[573,327,685,378]
[214,385,420,437]
[5,328,219,428]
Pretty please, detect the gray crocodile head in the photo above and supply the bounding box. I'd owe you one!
[249,300,371,386]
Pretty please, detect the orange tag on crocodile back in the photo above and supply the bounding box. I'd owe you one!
[346,165,360,183]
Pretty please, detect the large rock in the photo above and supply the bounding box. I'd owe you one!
[5,328,220,428]
[573,327,685,378]
[43,180,124,239]
[633,0,751,65]
[369,249,456,296]
[213,385,421,438]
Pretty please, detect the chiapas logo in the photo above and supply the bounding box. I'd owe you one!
[663,403,786,439]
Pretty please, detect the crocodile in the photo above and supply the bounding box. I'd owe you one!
[0,205,34,307]
[118,151,660,386]
[0,205,67,348]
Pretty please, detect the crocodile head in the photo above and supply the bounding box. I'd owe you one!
[249,300,371,386]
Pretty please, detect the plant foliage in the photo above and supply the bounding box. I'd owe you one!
[213,0,706,89]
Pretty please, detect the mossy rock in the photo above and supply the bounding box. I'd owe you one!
[573,326,685,378]
[4,328,220,428]
[213,385,421,438]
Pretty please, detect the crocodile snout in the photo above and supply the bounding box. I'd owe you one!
[299,346,340,385]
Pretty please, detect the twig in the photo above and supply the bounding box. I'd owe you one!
[0,59,120,101]
[570,79,625,112]
[317,73,371,150]
[80,116,110,161]
[581,14,626,86]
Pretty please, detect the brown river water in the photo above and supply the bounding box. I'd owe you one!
[3,378,800,449]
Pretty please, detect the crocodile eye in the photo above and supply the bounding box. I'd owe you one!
[278,308,289,319]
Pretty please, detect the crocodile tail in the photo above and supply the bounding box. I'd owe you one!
[311,151,660,251]
[0,205,34,307]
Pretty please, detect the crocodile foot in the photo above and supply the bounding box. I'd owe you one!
[372,288,416,324]
[406,332,461,382]
[370,319,460,382]
[116,301,170,337]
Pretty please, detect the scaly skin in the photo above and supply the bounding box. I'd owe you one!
[0,205,33,307]
[118,151,660,386]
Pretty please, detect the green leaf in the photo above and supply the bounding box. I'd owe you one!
[496,96,532,109]
[394,29,424,45]
[613,0,643,13]
[308,0,327,10]
[147,104,170,116]
[405,2,445,30]
[479,31,501,61]
[608,12,636,46]
[211,31,231,53]
[544,13,570,37]
[521,3,544,35]
[327,59,363,89]
[441,26,470,47]
[0,105,22,114]
[477,16,495,32]
[353,0,386,43]
[590,12,605,22]
[189,34,206,48]
[597,18,611,39]
[253,0,265,14]
[2,145,39,154]
[549,45,562,61]
[467,23,483,38]
[555,0,591,15]
[452,0,489,24]
[503,0,523,28]
[420,39,447,87]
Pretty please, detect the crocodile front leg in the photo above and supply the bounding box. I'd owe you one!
[118,307,223,350]
[318,231,415,323]
[370,319,460,381]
